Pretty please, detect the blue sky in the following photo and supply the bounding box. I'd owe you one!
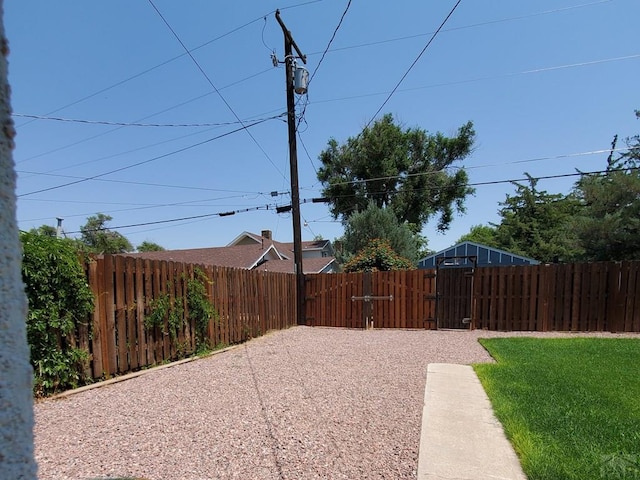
[6,0,639,253]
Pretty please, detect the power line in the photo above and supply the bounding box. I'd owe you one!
[464,147,630,171]
[309,0,352,85]
[19,192,264,222]
[16,68,277,165]
[308,165,640,205]
[297,132,318,175]
[19,188,292,224]
[302,146,630,190]
[468,166,640,188]
[63,203,279,234]
[18,117,274,197]
[288,0,616,136]
[296,0,352,128]
[16,0,322,130]
[17,168,286,195]
[304,53,640,108]
[18,2,623,168]
[23,112,285,179]
[306,0,612,57]
[148,0,287,180]
[366,0,463,128]
[11,113,282,128]
[20,49,634,170]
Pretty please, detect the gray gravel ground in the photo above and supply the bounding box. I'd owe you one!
[33,326,638,480]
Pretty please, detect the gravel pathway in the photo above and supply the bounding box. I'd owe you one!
[33,326,637,480]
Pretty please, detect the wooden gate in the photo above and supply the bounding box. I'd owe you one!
[436,267,474,329]
[305,270,437,329]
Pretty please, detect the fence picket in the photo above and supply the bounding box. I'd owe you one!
[134,258,147,367]
[632,263,640,332]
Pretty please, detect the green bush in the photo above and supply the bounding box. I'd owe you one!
[187,268,217,352]
[343,238,415,272]
[144,268,217,355]
[21,231,95,395]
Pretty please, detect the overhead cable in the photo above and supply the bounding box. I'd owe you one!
[16,69,278,165]
[365,0,463,128]
[304,147,629,190]
[308,164,640,202]
[296,0,352,128]
[307,1,612,57]
[148,0,287,180]
[63,204,278,234]
[12,113,283,128]
[18,117,273,197]
[16,0,322,129]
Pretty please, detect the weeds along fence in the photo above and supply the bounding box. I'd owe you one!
[473,261,640,332]
[79,255,296,380]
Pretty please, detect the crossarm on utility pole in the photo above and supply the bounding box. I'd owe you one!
[275,10,307,64]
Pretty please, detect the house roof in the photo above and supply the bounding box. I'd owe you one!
[418,241,539,268]
[280,239,332,253]
[253,257,336,274]
[120,233,337,274]
[122,243,282,270]
[228,232,332,257]
[227,231,293,258]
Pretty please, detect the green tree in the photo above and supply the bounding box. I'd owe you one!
[492,175,582,263]
[80,213,133,254]
[318,114,475,232]
[571,150,640,261]
[338,202,422,265]
[31,224,57,237]
[20,231,95,395]
[343,239,415,272]
[455,224,499,247]
[137,240,165,252]
[622,109,640,161]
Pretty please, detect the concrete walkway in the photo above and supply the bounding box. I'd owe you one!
[418,363,527,480]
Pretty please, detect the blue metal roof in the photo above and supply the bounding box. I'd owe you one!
[418,241,540,269]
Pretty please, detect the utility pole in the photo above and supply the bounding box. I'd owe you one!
[275,10,306,325]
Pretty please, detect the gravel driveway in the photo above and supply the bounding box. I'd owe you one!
[33,326,634,480]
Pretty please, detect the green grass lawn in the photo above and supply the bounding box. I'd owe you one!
[474,337,640,480]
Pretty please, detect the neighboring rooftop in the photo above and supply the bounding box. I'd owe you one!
[418,241,540,269]
[121,230,336,274]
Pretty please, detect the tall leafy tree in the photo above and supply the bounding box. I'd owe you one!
[338,202,422,265]
[137,241,165,252]
[571,117,640,261]
[31,224,57,237]
[493,175,582,262]
[318,114,475,232]
[455,224,499,247]
[80,213,133,254]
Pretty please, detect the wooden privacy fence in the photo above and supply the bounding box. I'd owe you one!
[473,261,640,332]
[305,261,640,333]
[79,255,296,379]
[70,258,639,381]
[305,269,437,329]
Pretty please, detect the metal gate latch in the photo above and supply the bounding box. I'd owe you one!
[351,295,394,302]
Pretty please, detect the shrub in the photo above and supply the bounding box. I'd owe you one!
[21,231,95,395]
[343,238,415,272]
[144,267,217,355]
